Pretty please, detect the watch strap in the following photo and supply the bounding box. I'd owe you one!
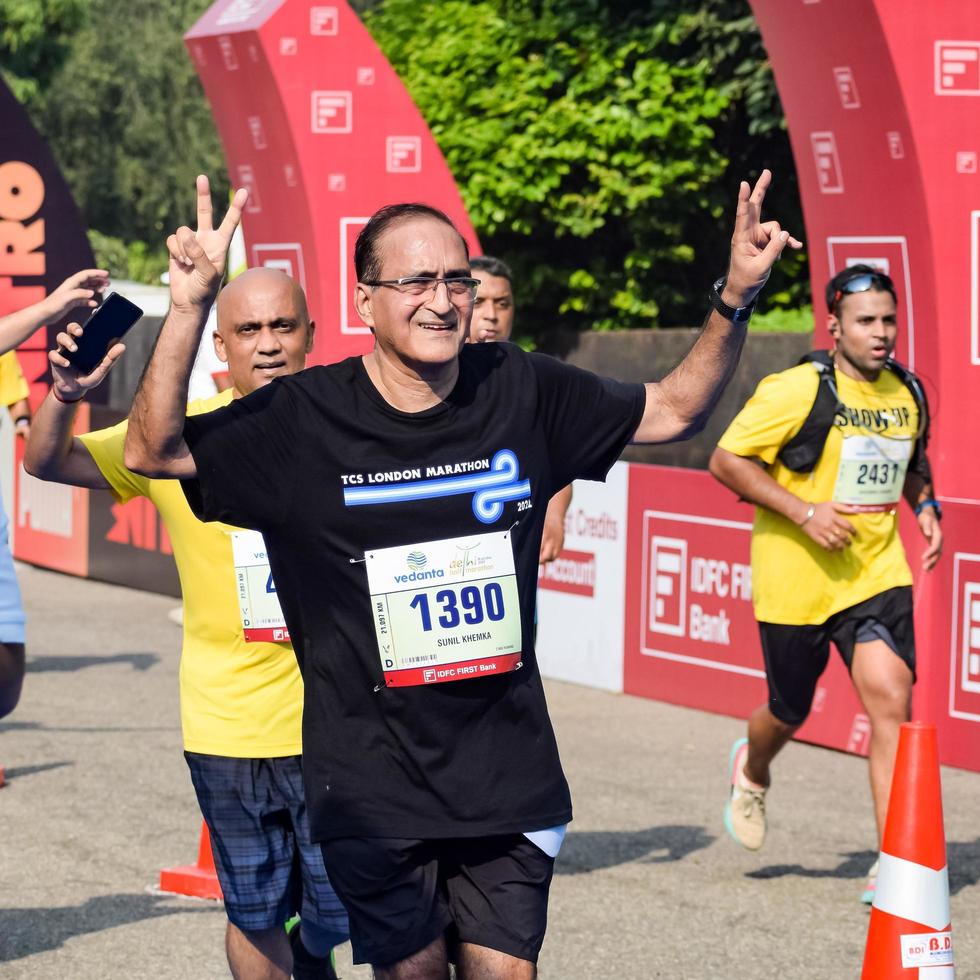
[914,498,942,520]
[710,277,756,323]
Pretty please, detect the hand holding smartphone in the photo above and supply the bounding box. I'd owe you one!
[59,293,143,375]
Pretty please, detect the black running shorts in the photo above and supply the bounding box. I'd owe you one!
[758,586,916,726]
[319,833,555,968]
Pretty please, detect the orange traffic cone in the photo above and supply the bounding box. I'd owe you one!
[158,820,223,900]
[861,722,954,978]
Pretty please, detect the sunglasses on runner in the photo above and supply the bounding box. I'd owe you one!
[830,272,896,312]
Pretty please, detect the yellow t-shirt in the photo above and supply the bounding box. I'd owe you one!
[718,362,918,626]
[79,390,303,757]
[0,351,29,408]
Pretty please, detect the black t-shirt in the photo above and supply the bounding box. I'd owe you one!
[182,342,645,840]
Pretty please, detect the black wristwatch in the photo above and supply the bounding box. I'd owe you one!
[710,277,756,323]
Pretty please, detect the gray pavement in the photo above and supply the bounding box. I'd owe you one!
[1,564,979,978]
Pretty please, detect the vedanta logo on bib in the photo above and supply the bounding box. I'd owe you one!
[394,569,445,584]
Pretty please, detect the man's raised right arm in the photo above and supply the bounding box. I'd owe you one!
[124,176,246,479]
[123,304,205,479]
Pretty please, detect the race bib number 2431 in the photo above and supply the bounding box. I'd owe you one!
[365,530,523,687]
[833,434,913,512]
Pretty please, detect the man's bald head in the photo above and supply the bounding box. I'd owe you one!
[211,267,315,397]
[215,267,310,338]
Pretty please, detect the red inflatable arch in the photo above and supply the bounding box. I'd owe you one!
[748,0,980,768]
[185,0,480,367]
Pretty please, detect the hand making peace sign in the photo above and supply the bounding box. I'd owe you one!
[724,169,803,306]
[166,175,249,313]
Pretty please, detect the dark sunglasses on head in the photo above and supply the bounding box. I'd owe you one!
[831,272,896,311]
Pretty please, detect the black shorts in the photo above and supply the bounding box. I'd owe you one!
[320,834,555,967]
[759,586,916,726]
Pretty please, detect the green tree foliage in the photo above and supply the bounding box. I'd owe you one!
[364,0,806,338]
[654,0,806,311]
[6,0,807,326]
[88,230,168,285]
[34,0,227,270]
[0,0,87,109]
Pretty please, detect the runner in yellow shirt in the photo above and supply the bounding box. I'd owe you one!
[25,261,348,978]
[709,265,942,904]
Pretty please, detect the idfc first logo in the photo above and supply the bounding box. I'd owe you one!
[646,535,751,646]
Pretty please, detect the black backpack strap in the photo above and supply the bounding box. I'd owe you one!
[776,350,933,481]
[777,351,842,473]
[886,359,932,484]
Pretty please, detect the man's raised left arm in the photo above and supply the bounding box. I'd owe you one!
[633,170,802,444]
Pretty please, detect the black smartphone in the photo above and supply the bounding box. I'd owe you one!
[62,292,143,374]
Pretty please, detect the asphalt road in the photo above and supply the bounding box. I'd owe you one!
[2,564,978,978]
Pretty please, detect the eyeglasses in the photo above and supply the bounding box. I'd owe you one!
[831,272,896,311]
[362,276,482,305]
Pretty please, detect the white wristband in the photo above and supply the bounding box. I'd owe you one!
[798,504,816,528]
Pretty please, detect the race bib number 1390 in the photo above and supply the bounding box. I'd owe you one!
[364,530,523,687]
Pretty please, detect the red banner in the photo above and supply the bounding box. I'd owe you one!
[908,501,980,772]
[623,464,932,762]
[385,653,522,688]
[244,626,291,643]
[538,549,596,598]
[624,465,766,718]
[13,404,89,577]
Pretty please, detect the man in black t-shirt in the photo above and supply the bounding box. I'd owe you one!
[125,172,799,978]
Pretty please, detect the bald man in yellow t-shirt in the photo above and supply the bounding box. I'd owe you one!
[709,265,942,906]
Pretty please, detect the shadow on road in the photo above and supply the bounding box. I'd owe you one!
[0,721,41,732]
[0,721,175,734]
[747,849,877,882]
[1,760,72,781]
[749,841,980,896]
[26,652,159,673]
[947,839,980,896]
[0,893,220,962]
[557,825,714,875]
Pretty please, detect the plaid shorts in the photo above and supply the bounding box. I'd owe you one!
[185,752,349,938]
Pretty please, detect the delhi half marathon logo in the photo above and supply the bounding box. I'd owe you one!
[406,551,427,571]
[450,542,495,579]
